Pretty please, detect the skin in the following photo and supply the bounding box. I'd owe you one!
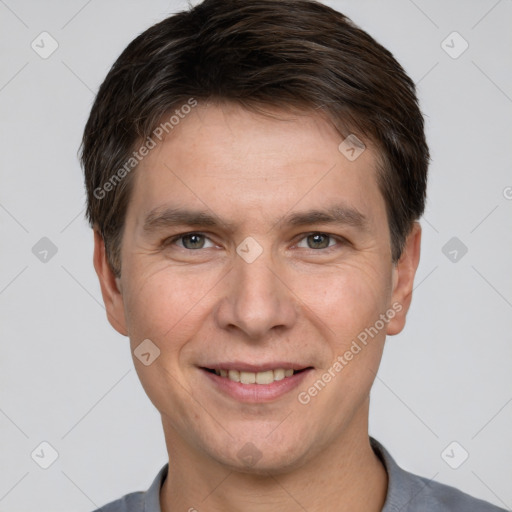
[94,101,421,511]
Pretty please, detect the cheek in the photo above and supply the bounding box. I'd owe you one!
[121,261,220,347]
[120,265,213,421]
[295,259,391,340]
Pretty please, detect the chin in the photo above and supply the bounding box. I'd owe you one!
[207,432,314,476]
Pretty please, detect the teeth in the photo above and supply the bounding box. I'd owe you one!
[273,369,285,381]
[255,370,274,384]
[240,371,256,384]
[228,369,240,382]
[213,368,300,384]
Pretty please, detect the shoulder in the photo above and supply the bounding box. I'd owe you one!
[399,471,507,511]
[370,438,507,512]
[90,463,168,512]
[91,491,144,512]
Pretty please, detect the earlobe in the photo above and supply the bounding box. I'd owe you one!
[386,222,422,336]
[93,229,128,336]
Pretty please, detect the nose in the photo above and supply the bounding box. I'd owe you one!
[214,246,298,341]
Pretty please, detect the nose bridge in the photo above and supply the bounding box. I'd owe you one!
[215,241,297,339]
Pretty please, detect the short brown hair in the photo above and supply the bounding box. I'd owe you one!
[80,0,429,277]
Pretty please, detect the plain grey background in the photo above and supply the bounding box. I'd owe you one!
[1,0,511,510]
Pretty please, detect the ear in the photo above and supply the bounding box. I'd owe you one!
[386,222,422,336]
[93,229,128,336]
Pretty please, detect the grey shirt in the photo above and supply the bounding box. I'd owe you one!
[93,437,506,511]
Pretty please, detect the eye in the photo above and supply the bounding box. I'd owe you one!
[296,233,339,250]
[165,232,216,250]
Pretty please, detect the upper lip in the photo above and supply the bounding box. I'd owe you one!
[201,362,312,372]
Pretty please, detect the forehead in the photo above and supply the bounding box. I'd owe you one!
[128,102,386,230]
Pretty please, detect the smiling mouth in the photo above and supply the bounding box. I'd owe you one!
[202,367,310,385]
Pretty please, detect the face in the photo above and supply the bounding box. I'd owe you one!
[95,101,421,473]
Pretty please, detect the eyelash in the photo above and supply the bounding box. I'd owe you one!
[162,232,346,252]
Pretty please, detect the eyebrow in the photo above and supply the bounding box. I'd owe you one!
[142,204,369,235]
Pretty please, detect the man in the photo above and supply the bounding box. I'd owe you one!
[81,0,505,510]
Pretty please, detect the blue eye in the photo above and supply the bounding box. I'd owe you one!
[167,233,215,250]
[162,232,344,252]
[296,233,337,250]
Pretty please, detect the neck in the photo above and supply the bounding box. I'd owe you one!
[160,405,387,512]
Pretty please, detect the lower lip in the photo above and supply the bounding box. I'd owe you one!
[201,368,313,403]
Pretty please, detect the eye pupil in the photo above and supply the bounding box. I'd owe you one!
[183,234,204,249]
[174,233,336,251]
[308,233,329,249]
